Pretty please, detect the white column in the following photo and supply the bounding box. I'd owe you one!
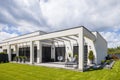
[17,45,19,56]
[37,41,42,63]
[30,41,34,64]
[51,44,55,61]
[78,28,84,71]
[15,44,19,56]
[65,44,68,62]
[7,45,11,61]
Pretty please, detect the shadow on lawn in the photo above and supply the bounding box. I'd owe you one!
[85,68,103,72]
[0,62,9,64]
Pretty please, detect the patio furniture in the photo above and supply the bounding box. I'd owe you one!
[65,57,78,67]
[57,56,63,62]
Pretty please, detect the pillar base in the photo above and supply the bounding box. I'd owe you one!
[37,58,42,63]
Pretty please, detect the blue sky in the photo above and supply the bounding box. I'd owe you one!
[0,0,120,48]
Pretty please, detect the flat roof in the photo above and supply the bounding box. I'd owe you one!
[3,30,47,41]
[2,26,83,41]
[1,26,97,43]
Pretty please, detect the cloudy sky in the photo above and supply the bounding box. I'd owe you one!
[0,0,120,48]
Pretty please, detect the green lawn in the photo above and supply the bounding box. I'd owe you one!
[0,61,120,80]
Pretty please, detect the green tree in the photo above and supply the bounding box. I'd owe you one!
[108,46,120,54]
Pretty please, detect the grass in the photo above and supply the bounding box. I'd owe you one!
[0,61,120,80]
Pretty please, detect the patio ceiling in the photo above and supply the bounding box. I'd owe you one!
[52,35,78,42]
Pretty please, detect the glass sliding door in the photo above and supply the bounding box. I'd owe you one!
[19,47,30,62]
[84,45,88,66]
[11,49,16,61]
[73,45,88,66]
[42,46,51,62]
[55,47,65,62]
[34,46,37,62]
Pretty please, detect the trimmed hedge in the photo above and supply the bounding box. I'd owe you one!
[0,53,8,63]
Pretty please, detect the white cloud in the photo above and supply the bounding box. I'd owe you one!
[0,24,18,41]
[40,0,88,29]
[40,0,120,31]
[0,0,49,33]
[40,0,120,48]
[100,32,120,48]
[0,0,120,47]
[0,31,18,41]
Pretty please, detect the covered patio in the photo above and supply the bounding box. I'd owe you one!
[0,27,96,71]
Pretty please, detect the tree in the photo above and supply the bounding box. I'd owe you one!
[108,46,120,54]
[88,50,95,64]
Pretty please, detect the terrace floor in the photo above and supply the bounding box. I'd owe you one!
[12,61,78,70]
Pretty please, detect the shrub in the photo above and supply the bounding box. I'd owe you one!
[74,54,78,58]
[0,54,8,63]
[88,50,95,64]
[0,52,6,54]
[22,56,27,60]
[106,55,111,60]
[19,56,23,62]
[106,60,111,65]
[22,56,27,63]
[74,54,78,62]
[14,56,19,62]
[101,60,105,64]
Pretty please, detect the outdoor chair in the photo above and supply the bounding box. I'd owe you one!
[65,57,78,67]
[57,56,63,62]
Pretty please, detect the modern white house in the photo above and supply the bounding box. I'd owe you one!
[0,26,107,71]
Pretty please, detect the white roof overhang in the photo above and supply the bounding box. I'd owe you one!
[0,27,96,46]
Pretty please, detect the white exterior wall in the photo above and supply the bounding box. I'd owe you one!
[93,32,107,64]
[83,32,107,65]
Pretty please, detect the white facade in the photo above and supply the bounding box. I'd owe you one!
[0,26,107,71]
